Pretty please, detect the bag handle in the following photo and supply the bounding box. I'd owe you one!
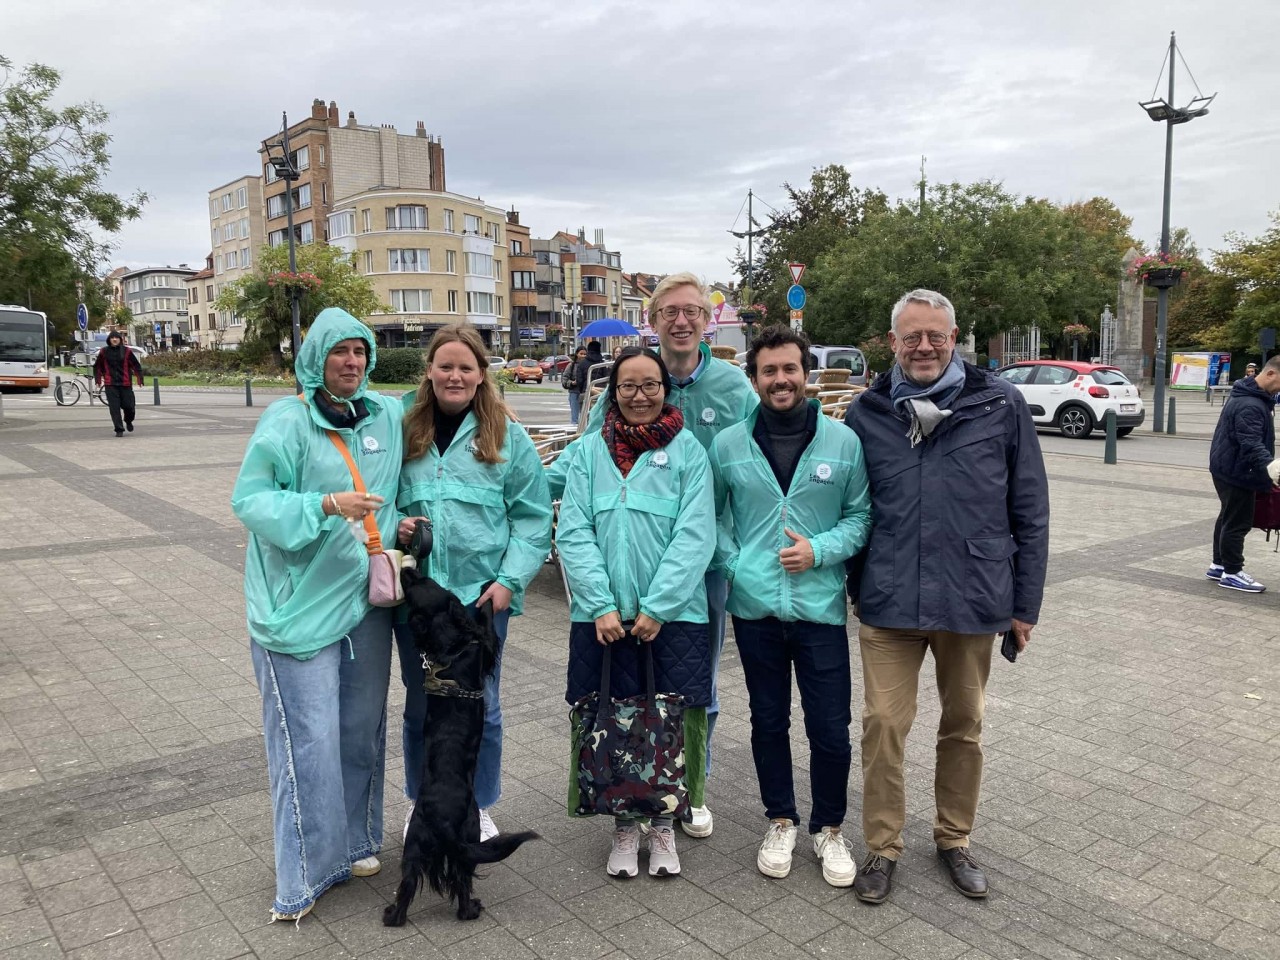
[297,393,382,554]
[593,630,658,727]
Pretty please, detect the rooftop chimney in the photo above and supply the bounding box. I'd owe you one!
[346,110,357,128]
[506,208,521,224]
[415,120,426,138]
[594,228,604,247]
[328,101,339,126]
[311,98,326,120]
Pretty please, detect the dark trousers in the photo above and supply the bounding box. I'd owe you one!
[732,616,851,835]
[1213,477,1256,574]
[104,386,136,433]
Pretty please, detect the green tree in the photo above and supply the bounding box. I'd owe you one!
[1214,211,1280,351]
[0,55,146,344]
[214,242,388,366]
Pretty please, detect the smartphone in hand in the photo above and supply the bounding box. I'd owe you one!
[1000,630,1018,663]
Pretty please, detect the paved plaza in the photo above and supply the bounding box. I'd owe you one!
[1,387,1278,960]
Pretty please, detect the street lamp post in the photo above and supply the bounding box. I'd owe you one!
[265,112,302,369]
[1138,32,1215,432]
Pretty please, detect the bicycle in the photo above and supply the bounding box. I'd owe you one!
[54,366,108,406]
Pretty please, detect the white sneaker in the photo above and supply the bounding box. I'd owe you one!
[757,819,798,878]
[269,902,313,925]
[607,826,640,878]
[648,824,681,877]
[478,807,498,842]
[350,856,380,877]
[681,804,713,838]
[403,803,414,843]
[1220,570,1266,593]
[812,827,856,887]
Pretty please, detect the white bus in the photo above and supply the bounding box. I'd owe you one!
[0,305,50,392]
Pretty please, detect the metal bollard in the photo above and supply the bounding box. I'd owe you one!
[499,382,505,399]
[153,377,161,405]
[245,377,253,407]
[1167,396,1177,436]
[1104,409,1117,465]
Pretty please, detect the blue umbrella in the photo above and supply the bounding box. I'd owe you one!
[578,318,639,338]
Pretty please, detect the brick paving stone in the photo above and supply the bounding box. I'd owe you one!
[47,901,139,952]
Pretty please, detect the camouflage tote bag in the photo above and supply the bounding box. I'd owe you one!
[569,637,691,821]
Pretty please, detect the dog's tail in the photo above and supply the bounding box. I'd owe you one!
[470,831,539,865]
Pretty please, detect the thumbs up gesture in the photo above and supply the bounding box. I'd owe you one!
[779,528,815,574]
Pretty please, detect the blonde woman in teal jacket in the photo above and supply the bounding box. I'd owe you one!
[395,324,552,842]
[232,308,403,921]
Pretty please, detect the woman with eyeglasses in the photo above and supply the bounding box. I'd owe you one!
[557,346,716,880]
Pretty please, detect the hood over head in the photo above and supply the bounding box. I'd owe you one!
[296,307,378,402]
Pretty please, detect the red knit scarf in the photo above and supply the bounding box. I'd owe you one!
[603,404,684,477]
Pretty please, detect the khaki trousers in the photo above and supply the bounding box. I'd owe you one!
[858,623,994,859]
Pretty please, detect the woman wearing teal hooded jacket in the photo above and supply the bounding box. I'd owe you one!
[231,308,403,922]
[395,323,552,842]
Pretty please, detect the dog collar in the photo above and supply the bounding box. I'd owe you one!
[421,653,485,699]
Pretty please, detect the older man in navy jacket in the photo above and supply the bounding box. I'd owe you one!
[843,289,1049,904]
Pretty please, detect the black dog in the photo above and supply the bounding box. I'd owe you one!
[383,566,537,924]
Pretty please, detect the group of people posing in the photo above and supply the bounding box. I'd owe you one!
[231,275,1050,923]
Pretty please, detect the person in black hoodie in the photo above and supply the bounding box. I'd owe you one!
[92,331,144,436]
[574,340,605,425]
[1207,355,1280,592]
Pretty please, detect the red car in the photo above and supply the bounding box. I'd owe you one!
[510,358,544,383]
[539,355,573,376]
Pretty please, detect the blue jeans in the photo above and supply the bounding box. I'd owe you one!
[396,607,510,808]
[251,607,393,915]
[703,568,727,777]
[732,616,851,835]
[568,390,582,425]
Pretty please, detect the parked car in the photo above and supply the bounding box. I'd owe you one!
[539,355,574,376]
[488,356,508,371]
[807,345,868,386]
[510,358,544,383]
[996,360,1144,438]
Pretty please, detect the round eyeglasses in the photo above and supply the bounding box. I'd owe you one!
[656,304,707,321]
[616,380,664,399]
[898,331,951,349]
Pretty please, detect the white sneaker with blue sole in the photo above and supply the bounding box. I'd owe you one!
[1205,564,1224,580]
[1220,570,1265,593]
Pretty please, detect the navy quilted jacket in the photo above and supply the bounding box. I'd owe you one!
[565,621,711,707]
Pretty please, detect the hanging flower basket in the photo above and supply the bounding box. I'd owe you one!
[1143,267,1184,289]
[1127,253,1189,289]
[267,271,323,294]
[1062,323,1092,339]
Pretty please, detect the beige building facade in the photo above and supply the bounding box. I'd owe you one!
[205,175,265,348]
[328,189,508,348]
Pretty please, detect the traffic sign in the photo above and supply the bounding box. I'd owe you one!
[787,284,807,311]
[789,263,806,284]
[790,310,803,332]
[154,323,162,335]
[76,303,88,331]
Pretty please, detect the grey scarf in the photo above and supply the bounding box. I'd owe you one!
[890,356,966,447]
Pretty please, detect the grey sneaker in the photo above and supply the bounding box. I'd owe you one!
[648,824,681,877]
[607,826,640,878]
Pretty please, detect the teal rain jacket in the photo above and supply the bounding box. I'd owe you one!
[396,395,552,615]
[710,402,872,625]
[231,308,404,658]
[546,341,757,500]
[557,427,715,624]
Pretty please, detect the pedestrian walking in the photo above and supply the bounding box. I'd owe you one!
[92,331,143,436]
[230,308,404,921]
[558,346,715,878]
[565,347,587,425]
[843,289,1049,904]
[1207,355,1280,592]
[710,326,871,887]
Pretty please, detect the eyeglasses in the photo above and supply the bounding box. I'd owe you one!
[656,304,706,321]
[616,380,664,398]
[898,331,951,349]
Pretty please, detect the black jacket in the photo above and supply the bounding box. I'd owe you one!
[1210,378,1276,491]
[844,362,1050,633]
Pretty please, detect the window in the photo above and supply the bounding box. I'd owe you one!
[464,253,493,277]
[193,314,200,330]
[239,218,250,239]
[211,227,218,247]
[264,161,277,184]
[390,289,432,313]
[221,193,233,212]
[510,239,523,254]
[189,287,198,305]
[362,209,371,233]
[534,250,560,267]
[236,186,248,208]
[612,280,619,302]
[214,256,223,274]
[494,260,502,281]
[496,296,504,316]
[295,145,309,170]
[1036,365,1075,386]
[485,221,501,243]
[298,221,314,243]
[225,250,238,269]
[466,291,495,314]
[296,183,312,210]
[447,290,458,312]
[209,315,218,330]
[583,275,605,294]
[206,284,214,300]
[446,250,456,274]
[241,247,251,268]
[363,251,373,273]
[444,209,454,233]
[267,194,285,219]
[127,278,141,293]
[389,249,430,272]
[511,270,536,290]
[330,210,356,238]
[210,199,220,219]
[463,214,482,234]
[318,144,325,165]
[268,229,286,248]
[386,205,427,230]
[222,222,236,242]
[321,182,327,205]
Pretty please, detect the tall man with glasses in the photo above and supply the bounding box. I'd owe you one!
[548,271,756,837]
[710,326,870,887]
[843,289,1048,903]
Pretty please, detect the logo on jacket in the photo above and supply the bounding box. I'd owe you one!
[652,451,669,467]
[810,462,834,485]
[362,436,386,456]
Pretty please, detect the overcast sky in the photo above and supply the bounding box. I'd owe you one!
[5,0,1278,287]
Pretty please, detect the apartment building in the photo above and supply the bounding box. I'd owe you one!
[120,265,198,348]
[206,175,265,348]
[328,190,508,348]
[184,256,218,349]
[506,211,536,354]
[532,229,623,339]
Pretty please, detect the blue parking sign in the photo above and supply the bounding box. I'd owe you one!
[77,303,88,330]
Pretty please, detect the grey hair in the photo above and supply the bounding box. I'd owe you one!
[890,289,957,333]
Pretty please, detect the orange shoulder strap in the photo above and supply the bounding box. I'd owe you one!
[299,393,383,553]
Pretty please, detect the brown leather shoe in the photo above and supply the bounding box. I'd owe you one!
[938,846,989,898]
[853,853,895,903]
